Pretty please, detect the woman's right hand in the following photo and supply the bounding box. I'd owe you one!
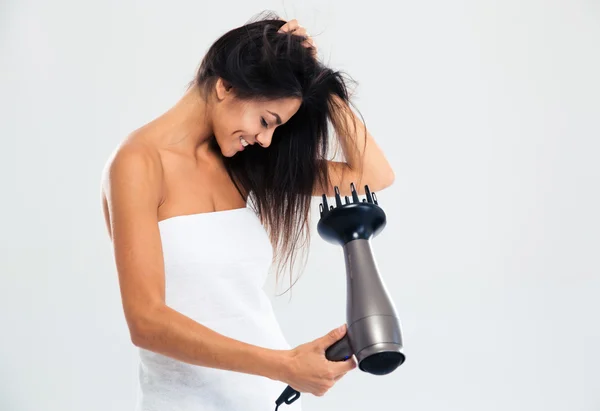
[281,324,358,397]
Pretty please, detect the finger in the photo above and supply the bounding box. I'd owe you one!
[302,43,317,57]
[292,26,307,36]
[290,27,317,54]
[332,364,352,380]
[302,37,316,50]
[342,357,357,373]
[278,18,299,33]
[334,361,355,381]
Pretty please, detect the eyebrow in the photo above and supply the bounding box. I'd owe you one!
[267,110,282,125]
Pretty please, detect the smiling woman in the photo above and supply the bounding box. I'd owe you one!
[101,10,389,411]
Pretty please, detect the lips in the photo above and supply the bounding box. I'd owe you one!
[240,136,254,148]
[239,138,245,150]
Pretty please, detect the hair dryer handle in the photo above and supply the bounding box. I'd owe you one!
[325,333,353,361]
[275,333,354,409]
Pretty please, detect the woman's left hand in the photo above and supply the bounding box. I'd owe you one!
[278,19,318,58]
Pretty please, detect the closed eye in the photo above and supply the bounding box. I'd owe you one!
[261,117,269,128]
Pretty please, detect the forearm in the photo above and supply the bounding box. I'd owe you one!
[330,95,395,182]
[131,304,289,382]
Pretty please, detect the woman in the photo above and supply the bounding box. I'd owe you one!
[101,13,395,411]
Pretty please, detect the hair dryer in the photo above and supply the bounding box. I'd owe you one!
[275,182,405,409]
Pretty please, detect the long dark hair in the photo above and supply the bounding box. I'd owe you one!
[187,11,366,298]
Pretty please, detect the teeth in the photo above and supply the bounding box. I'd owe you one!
[240,137,249,147]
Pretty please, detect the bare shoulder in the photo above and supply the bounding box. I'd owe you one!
[101,135,164,195]
[100,135,164,239]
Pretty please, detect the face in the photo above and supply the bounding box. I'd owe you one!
[211,78,302,157]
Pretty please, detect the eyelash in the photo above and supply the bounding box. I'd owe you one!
[261,117,269,128]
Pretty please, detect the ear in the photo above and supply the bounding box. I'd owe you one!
[215,77,233,101]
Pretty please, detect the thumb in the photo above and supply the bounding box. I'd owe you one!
[322,324,347,347]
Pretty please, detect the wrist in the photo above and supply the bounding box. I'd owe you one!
[266,348,293,383]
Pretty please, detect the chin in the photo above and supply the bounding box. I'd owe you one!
[223,146,238,158]
[211,134,235,158]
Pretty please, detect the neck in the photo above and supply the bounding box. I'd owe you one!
[152,85,216,161]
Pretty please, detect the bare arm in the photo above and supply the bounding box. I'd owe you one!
[133,303,287,381]
[312,95,395,198]
[101,142,289,382]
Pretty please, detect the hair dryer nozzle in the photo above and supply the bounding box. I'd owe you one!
[318,183,386,246]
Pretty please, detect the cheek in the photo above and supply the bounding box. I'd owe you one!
[214,113,236,139]
[217,122,232,138]
[221,109,249,137]
[238,109,259,133]
[242,118,260,136]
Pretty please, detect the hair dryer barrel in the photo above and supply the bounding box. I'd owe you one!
[342,239,404,375]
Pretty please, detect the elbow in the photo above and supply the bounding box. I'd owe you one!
[129,319,148,347]
[377,169,395,191]
[130,325,146,347]
[128,305,163,347]
[360,167,396,193]
[385,169,395,187]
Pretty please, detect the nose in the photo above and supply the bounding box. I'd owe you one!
[255,130,274,148]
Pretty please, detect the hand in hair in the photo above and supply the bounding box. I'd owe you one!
[278,19,318,58]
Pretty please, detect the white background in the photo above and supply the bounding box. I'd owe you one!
[1,0,599,410]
